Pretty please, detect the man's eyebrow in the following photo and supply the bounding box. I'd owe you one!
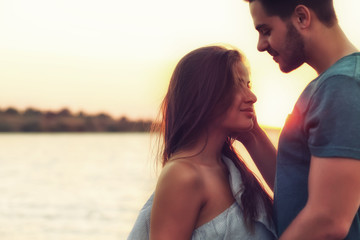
[255,24,267,31]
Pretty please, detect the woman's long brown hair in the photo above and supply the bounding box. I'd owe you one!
[152,46,273,229]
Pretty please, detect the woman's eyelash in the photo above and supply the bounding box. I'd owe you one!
[236,78,251,89]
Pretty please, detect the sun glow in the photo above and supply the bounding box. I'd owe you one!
[0,0,358,128]
[251,62,317,128]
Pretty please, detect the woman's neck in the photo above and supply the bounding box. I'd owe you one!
[171,128,228,166]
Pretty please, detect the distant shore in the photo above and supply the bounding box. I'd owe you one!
[0,107,281,133]
[0,107,152,132]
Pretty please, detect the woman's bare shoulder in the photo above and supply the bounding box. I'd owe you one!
[158,158,204,191]
[151,159,206,239]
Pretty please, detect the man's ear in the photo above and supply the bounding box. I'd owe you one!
[293,5,311,29]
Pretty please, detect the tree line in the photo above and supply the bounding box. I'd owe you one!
[0,107,152,132]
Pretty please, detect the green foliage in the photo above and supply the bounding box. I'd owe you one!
[20,120,43,132]
[0,107,152,132]
[4,107,19,115]
[0,121,14,132]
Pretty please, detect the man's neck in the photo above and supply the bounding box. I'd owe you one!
[306,24,358,75]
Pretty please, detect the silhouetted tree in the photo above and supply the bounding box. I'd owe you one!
[77,111,85,118]
[0,106,153,132]
[0,121,14,131]
[21,121,42,132]
[24,108,42,117]
[45,111,57,119]
[96,113,112,120]
[4,107,19,115]
[57,108,71,117]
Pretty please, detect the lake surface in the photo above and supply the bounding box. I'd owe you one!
[0,130,280,240]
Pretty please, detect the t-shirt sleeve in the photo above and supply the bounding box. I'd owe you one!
[305,75,360,160]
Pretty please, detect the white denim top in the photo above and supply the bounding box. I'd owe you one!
[127,156,277,240]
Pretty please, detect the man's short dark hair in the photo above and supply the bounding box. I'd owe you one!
[244,0,337,26]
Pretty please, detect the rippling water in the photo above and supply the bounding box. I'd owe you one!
[0,133,157,240]
[0,130,280,240]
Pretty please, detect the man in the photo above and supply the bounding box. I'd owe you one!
[243,0,360,239]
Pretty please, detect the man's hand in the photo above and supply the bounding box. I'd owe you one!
[235,115,276,190]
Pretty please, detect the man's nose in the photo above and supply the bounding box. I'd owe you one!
[257,36,269,52]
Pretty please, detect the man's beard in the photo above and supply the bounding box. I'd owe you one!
[280,22,306,73]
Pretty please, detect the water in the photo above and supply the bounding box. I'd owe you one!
[0,130,280,240]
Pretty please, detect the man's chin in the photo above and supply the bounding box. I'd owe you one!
[279,62,304,73]
[280,66,293,73]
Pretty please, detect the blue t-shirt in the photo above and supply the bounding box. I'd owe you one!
[274,53,360,239]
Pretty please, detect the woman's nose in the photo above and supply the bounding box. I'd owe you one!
[245,88,257,103]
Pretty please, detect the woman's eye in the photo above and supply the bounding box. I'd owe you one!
[247,81,252,89]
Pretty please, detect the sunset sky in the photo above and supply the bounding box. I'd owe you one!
[1,0,359,128]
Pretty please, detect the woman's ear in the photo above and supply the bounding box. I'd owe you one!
[293,5,311,29]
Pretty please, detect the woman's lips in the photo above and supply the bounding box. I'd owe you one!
[240,108,254,117]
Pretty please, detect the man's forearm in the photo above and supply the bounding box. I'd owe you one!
[241,126,276,190]
[280,156,359,240]
[279,206,350,240]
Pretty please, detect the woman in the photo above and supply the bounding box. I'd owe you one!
[128,46,277,239]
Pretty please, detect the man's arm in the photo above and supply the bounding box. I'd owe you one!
[237,122,277,190]
[279,156,360,240]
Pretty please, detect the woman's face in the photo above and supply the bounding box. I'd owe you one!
[220,62,257,135]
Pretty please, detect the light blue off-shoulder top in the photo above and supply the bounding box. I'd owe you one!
[127,156,277,239]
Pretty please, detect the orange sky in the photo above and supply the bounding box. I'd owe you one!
[0,0,359,128]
